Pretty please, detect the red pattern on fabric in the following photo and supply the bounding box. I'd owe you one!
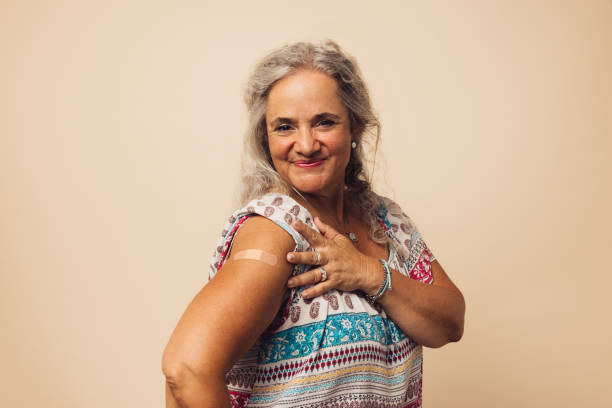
[217,215,250,271]
[228,389,250,408]
[409,245,434,284]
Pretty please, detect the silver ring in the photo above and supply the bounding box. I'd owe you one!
[314,250,321,265]
[320,267,327,282]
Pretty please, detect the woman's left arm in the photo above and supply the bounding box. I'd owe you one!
[287,218,465,349]
[363,259,465,348]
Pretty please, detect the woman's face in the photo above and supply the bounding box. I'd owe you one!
[265,70,353,197]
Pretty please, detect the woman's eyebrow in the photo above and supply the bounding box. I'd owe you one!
[269,117,296,128]
[269,112,342,128]
[312,112,341,122]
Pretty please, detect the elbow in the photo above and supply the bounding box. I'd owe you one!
[162,345,206,406]
[162,346,185,407]
[162,345,231,408]
[162,341,180,380]
[161,343,224,392]
[448,321,464,343]
[424,315,465,349]
[445,293,465,344]
[162,341,202,391]
[424,328,463,349]
[162,345,187,393]
[418,292,466,349]
[445,302,465,344]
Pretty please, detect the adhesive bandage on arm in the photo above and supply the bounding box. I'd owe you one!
[231,249,278,266]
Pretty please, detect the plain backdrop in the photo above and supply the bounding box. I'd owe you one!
[1,1,611,407]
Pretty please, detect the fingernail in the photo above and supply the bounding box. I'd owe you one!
[293,219,302,227]
[302,290,310,298]
[287,279,295,288]
[287,253,295,262]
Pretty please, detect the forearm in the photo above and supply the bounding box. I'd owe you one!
[165,368,231,408]
[363,259,465,348]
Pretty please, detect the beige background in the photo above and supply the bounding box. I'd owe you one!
[1,1,611,407]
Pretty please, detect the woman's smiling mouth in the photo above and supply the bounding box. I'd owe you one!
[293,159,325,168]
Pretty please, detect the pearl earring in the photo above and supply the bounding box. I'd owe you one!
[351,141,357,149]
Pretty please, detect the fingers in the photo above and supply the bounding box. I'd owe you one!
[286,218,346,299]
[292,219,325,247]
[287,250,324,266]
[287,267,325,288]
[302,281,335,299]
[287,268,335,299]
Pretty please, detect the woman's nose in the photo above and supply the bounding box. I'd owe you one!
[295,127,320,155]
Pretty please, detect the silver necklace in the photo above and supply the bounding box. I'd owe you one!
[290,186,358,243]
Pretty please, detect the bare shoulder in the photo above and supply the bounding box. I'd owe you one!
[226,215,296,263]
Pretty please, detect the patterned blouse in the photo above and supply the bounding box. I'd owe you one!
[208,193,436,408]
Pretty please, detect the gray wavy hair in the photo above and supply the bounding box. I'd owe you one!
[240,40,386,243]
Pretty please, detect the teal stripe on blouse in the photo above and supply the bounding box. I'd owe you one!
[258,312,408,364]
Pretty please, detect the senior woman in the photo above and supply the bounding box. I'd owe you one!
[162,40,465,408]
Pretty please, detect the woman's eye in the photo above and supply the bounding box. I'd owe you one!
[317,119,336,127]
[275,124,292,132]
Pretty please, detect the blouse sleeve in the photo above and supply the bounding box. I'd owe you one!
[208,194,314,281]
[379,196,435,285]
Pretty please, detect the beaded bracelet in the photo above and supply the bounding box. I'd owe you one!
[365,259,392,305]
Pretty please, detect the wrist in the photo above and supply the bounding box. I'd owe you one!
[361,256,385,296]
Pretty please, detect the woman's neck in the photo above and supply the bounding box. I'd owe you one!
[290,185,351,232]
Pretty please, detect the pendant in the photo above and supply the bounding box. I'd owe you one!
[346,232,358,243]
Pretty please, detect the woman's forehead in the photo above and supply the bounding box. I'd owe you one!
[265,70,347,120]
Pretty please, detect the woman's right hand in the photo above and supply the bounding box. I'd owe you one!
[285,217,384,299]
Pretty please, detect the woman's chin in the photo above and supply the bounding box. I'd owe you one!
[285,171,345,196]
[291,184,324,195]
[289,180,340,196]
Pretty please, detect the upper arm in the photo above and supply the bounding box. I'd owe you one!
[163,215,296,378]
